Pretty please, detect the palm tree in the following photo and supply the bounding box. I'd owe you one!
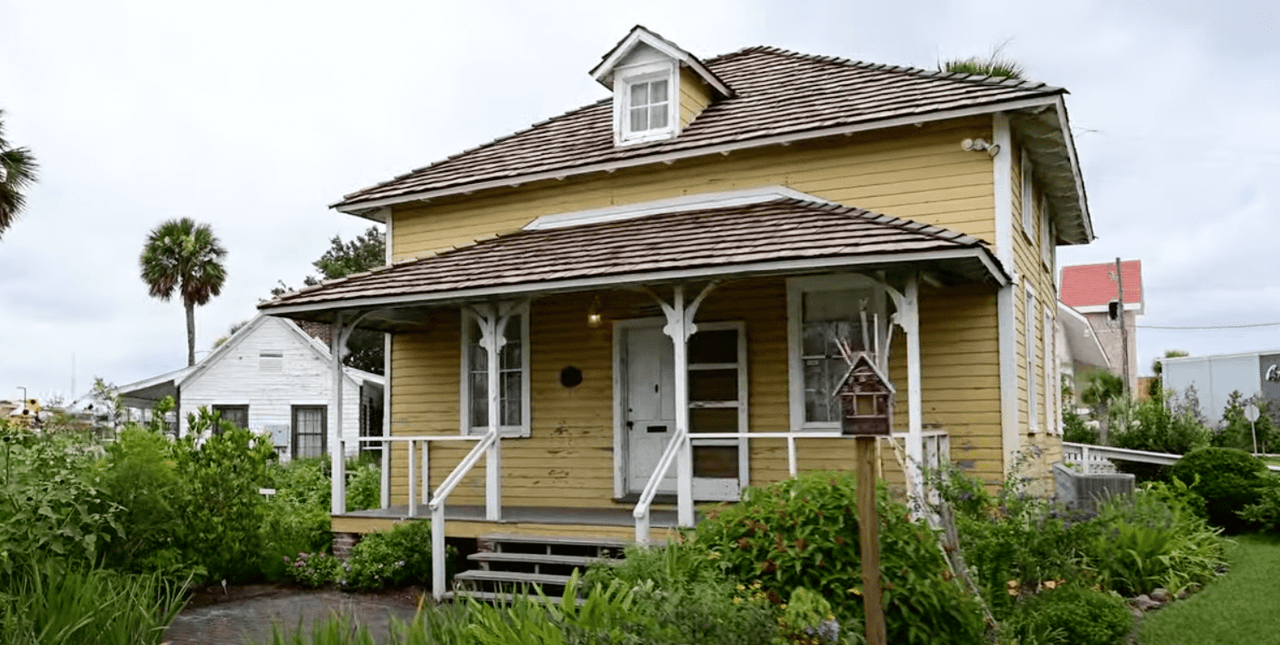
[140,218,228,366]
[0,109,39,239]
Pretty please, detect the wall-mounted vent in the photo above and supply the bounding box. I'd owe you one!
[260,351,284,373]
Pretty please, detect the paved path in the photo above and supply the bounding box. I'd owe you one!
[164,586,424,644]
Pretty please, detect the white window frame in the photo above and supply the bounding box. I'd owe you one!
[459,310,531,438]
[787,274,890,433]
[1025,286,1038,433]
[1043,305,1054,434]
[1021,152,1034,239]
[612,60,678,146]
[688,321,750,500]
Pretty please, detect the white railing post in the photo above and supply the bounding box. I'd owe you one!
[380,438,391,509]
[788,435,798,478]
[486,436,502,521]
[635,512,650,546]
[432,503,446,600]
[407,439,417,517]
[1081,444,1091,474]
[421,440,431,505]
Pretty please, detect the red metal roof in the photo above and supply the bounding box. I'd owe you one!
[1060,260,1143,309]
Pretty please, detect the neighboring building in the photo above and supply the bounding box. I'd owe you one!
[1060,260,1143,392]
[260,27,1094,545]
[1055,300,1110,396]
[115,313,383,461]
[1162,351,1280,425]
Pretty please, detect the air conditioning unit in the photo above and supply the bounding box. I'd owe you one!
[1053,463,1134,514]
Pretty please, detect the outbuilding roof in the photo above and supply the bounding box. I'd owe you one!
[1060,260,1143,313]
[262,196,1006,325]
[335,45,1068,214]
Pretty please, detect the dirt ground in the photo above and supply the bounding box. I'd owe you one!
[164,584,425,645]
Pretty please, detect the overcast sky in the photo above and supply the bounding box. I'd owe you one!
[1,0,1277,402]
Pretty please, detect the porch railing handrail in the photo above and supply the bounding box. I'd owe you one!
[631,429,951,544]
[631,426,688,542]
[1063,441,1280,473]
[428,428,499,601]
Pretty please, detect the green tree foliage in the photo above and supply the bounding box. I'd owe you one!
[273,226,386,374]
[0,109,38,239]
[1214,391,1278,454]
[139,218,228,366]
[1108,391,1211,480]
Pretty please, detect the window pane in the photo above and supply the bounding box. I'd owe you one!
[650,105,668,129]
[630,82,648,105]
[691,407,738,434]
[694,446,739,478]
[501,371,522,426]
[629,106,648,132]
[650,79,668,103]
[470,372,488,428]
[689,369,738,402]
[689,329,737,364]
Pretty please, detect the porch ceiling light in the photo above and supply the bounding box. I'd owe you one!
[587,296,603,328]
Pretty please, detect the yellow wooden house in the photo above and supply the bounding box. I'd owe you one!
[261,26,1093,598]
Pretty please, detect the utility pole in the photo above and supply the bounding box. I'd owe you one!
[1115,258,1130,395]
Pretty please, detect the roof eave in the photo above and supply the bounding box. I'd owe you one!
[332,93,1064,215]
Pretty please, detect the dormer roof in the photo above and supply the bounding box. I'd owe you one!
[590,25,733,99]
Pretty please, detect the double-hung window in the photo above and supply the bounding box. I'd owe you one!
[1025,288,1038,432]
[461,312,530,436]
[788,275,888,431]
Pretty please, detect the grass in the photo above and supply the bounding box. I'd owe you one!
[1140,534,1280,644]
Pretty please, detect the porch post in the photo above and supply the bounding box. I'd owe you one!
[904,274,924,511]
[670,286,695,527]
[330,313,347,516]
[475,308,507,522]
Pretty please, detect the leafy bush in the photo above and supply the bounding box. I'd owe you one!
[936,467,1093,619]
[282,551,345,588]
[1213,392,1279,454]
[170,408,277,583]
[343,520,441,590]
[0,422,119,576]
[346,459,382,511]
[1239,475,1280,534]
[695,471,984,645]
[1084,481,1224,596]
[1171,447,1269,533]
[585,543,780,645]
[778,587,846,645]
[1000,585,1131,645]
[97,427,188,573]
[1109,392,1211,481]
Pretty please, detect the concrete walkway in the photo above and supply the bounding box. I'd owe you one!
[164,586,424,644]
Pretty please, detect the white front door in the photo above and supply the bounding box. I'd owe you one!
[619,321,748,500]
[624,323,677,495]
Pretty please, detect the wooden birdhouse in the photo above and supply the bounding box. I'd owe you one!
[833,353,895,436]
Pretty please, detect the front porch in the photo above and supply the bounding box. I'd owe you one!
[332,503,682,541]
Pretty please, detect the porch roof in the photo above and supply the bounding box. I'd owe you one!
[260,197,1006,329]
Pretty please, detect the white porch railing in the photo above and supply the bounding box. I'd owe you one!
[1062,441,1280,474]
[342,431,500,601]
[632,430,950,544]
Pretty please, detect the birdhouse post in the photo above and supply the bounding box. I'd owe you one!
[833,353,892,645]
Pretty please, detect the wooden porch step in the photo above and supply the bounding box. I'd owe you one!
[479,533,631,550]
[444,590,586,606]
[467,552,604,567]
[454,569,573,587]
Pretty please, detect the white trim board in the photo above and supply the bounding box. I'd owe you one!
[524,186,831,231]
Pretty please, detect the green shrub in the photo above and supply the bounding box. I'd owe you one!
[97,427,188,573]
[778,587,846,645]
[170,408,277,583]
[585,543,780,645]
[343,520,441,589]
[1171,447,1269,533]
[1000,585,1131,645]
[0,422,119,576]
[346,459,382,511]
[1084,481,1224,596]
[282,551,344,588]
[1239,475,1280,534]
[1110,393,1211,481]
[695,471,984,645]
[1213,392,1279,453]
[936,467,1093,619]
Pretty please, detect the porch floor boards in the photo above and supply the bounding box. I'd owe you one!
[335,504,681,528]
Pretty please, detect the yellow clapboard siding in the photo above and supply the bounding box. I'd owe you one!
[679,68,713,129]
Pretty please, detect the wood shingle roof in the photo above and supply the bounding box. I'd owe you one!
[262,197,1004,317]
[335,47,1065,212]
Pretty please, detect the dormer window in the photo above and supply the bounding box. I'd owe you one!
[591,26,735,147]
[616,64,678,144]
